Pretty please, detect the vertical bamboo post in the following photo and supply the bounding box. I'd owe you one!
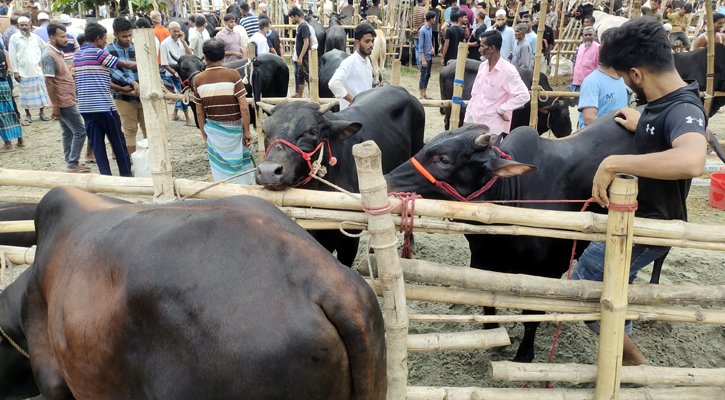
[449,42,468,128]
[513,2,521,25]
[609,0,615,14]
[134,28,176,203]
[594,174,638,400]
[529,0,546,128]
[353,141,408,400]
[309,48,320,102]
[554,0,568,76]
[391,59,401,85]
[704,0,715,116]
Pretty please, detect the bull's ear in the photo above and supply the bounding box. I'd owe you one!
[487,158,537,177]
[328,120,362,141]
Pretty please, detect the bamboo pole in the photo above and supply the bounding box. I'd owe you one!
[352,141,408,400]
[135,28,175,203]
[449,42,468,128]
[391,59,401,85]
[595,174,638,400]
[365,280,725,324]
[309,48,320,103]
[529,0,546,129]
[0,245,35,265]
[407,328,510,352]
[359,255,725,306]
[406,386,725,399]
[408,312,644,324]
[513,2,521,26]
[3,169,725,245]
[491,361,725,386]
[0,190,152,205]
[0,221,34,234]
[704,0,715,116]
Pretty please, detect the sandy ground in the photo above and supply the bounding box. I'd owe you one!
[3,59,725,391]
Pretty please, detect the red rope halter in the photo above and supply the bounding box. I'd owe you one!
[264,138,337,186]
[410,146,512,202]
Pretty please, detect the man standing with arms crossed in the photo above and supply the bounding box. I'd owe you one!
[193,40,254,184]
[42,23,90,173]
[464,30,530,136]
[289,7,310,98]
[329,24,375,110]
[571,18,708,367]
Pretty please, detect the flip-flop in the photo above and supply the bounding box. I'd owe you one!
[85,159,96,164]
[67,165,91,173]
[16,142,25,148]
[185,121,196,127]
[23,116,32,124]
[20,119,29,126]
[0,147,15,153]
[38,115,51,121]
[171,116,182,121]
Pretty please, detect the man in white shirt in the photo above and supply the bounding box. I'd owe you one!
[250,18,271,54]
[9,15,50,122]
[329,24,375,110]
[160,21,194,125]
[189,15,207,57]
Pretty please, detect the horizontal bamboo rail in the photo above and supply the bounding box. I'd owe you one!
[0,245,35,265]
[491,361,725,386]
[407,312,641,324]
[406,386,725,399]
[2,169,724,248]
[360,255,725,306]
[0,189,151,204]
[407,328,510,352]
[365,280,725,325]
[0,221,33,234]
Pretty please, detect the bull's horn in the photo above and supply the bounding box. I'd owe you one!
[474,133,492,148]
[318,100,339,115]
[257,102,275,115]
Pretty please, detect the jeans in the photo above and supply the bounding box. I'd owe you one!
[58,105,86,169]
[294,62,299,93]
[169,75,188,112]
[414,37,421,67]
[82,110,132,176]
[669,31,691,48]
[570,241,671,335]
[419,59,432,90]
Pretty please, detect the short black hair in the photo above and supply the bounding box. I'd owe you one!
[425,10,436,21]
[715,12,725,22]
[195,15,207,26]
[478,1,487,8]
[10,15,18,24]
[521,13,532,21]
[418,0,425,4]
[354,22,376,40]
[224,13,236,22]
[599,17,674,73]
[480,29,502,50]
[203,39,226,62]
[240,2,250,11]
[47,23,66,37]
[373,0,379,5]
[134,17,151,28]
[85,23,107,43]
[77,33,85,45]
[288,7,304,17]
[113,16,133,33]
[451,10,461,22]
[583,15,596,24]
[684,3,692,12]
[348,0,353,4]
[258,18,270,30]
[189,15,196,24]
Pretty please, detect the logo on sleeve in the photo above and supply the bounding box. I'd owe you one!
[686,116,704,126]
[646,124,655,135]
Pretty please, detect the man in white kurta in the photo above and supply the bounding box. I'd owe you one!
[328,24,375,110]
[9,16,50,122]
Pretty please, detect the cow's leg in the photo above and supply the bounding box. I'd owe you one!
[512,310,544,363]
[34,363,75,400]
[336,235,361,268]
[483,306,499,330]
[649,250,669,284]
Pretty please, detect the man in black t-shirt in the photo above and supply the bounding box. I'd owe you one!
[441,10,467,66]
[467,11,488,59]
[289,7,310,98]
[570,18,707,367]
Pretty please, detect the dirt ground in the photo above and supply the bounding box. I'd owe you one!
[2,59,725,390]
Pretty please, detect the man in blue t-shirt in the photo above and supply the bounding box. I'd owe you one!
[577,65,629,128]
[570,18,708,368]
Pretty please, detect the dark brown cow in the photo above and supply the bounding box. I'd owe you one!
[0,187,386,400]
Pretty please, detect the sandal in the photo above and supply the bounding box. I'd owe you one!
[85,158,96,164]
[20,118,29,126]
[67,165,91,173]
[171,116,182,121]
[23,116,32,124]
[38,114,51,121]
[185,120,196,127]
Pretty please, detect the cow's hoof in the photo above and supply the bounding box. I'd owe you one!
[483,322,500,330]
[512,351,534,363]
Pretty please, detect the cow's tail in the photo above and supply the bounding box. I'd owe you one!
[707,129,725,164]
[320,269,387,400]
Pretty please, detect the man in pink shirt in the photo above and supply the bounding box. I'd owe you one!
[464,29,530,137]
[571,27,599,91]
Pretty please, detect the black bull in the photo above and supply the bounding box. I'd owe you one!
[0,187,386,400]
[171,53,289,128]
[440,59,575,137]
[673,43,725,118]
[255,85,425,267]
[384,109,676,363]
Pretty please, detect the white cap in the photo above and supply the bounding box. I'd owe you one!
[60,14,71,23]
[17,16,29,23]
[495,9,506,17]
[663,23,672,32]
[37,12,49,20]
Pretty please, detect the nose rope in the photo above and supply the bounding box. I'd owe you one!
[264,138,337,186]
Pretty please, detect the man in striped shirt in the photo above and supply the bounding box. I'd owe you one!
[193,39,253,185]
[239,2,259,36]
[74,23,137,177]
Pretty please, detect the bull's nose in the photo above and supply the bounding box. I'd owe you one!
[255,162,285,184]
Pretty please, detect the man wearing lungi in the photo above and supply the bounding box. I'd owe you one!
[193,39,254,185]
[8,15,51,123]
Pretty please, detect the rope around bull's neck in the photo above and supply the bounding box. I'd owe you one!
[0,252,29,358]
